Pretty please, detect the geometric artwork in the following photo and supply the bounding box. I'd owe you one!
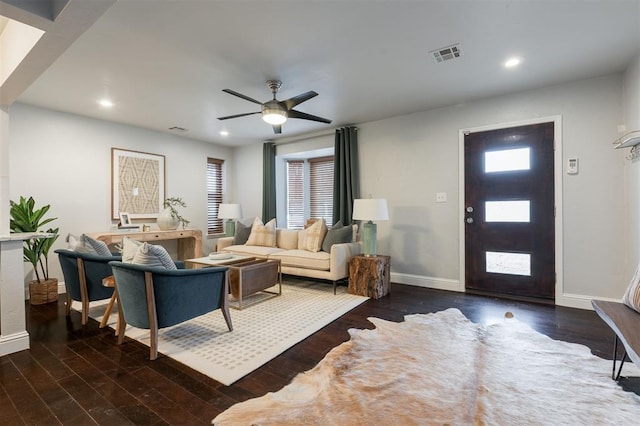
[111,148,165,219]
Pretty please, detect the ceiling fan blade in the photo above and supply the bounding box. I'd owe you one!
[282,91,318,110]
[222,89,263,105]
[273,125,282,134]
[287,109,332,124]
[217,111,260,120]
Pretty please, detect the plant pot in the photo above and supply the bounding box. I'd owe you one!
[157,207,179,230]
[29,278,58,305]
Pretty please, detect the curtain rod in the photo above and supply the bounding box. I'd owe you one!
[269,125,358,146]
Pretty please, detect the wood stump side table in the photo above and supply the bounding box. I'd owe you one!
[348,254,391,299]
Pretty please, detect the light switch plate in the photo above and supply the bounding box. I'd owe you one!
[436,192,447,203]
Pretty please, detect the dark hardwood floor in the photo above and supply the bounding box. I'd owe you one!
[1,281,637,425]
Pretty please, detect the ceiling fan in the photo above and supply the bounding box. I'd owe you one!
[217,80,332,134]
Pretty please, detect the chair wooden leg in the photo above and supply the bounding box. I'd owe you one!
[222,305,233,332]
[81,299,89,325]
[150,326,158,361]
[145,271,159,360]
[117,303,126,344]
[65,293,72,316]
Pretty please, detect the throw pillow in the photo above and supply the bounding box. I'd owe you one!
[322,221,353,253]
[67,233,111,255]
[304,218,327,252]
[131,242,177,270]
[233,220,252,245]
[84,235,112,256]
[277,229,299,250]
[121,236,143,263]
[298,227,308,250]
[622,262,640,313]
[246,218,276,247]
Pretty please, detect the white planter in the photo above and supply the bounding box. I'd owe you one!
[157,207,179,230]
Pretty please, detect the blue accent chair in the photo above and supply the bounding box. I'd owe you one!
[109,261,233,360]
[55,249,121,325]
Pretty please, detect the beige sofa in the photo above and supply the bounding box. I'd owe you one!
[217,228,361,293]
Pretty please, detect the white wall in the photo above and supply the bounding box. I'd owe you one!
[238,74,628,306]
[9,102,233,283]
[357,75,627,307]
[623,55,640,272]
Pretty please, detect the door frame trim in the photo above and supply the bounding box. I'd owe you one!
[458,115,563,302]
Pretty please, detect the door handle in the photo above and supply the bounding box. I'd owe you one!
[466,217,474,224]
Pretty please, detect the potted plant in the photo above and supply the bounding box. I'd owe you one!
[157,197,190,230]
[9,196,60,304]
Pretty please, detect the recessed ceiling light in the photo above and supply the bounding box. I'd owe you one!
[98,99,114,107]
[219,130,229,136]
[504,57,522,68]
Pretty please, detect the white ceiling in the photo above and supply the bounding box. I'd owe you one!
[13,0,640,146]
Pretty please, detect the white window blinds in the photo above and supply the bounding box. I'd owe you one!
[207,158,224,234]
[286,160,304,229]
[310,156,334,226]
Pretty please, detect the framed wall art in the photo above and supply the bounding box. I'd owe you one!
[111,148,166,220]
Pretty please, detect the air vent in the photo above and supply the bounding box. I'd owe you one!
[168,126,188,132]
[430,43,462,63]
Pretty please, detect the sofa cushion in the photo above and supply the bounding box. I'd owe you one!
[269,249,330,271]
[304,218,327,252]
[233,220,251,245]
[322,222,353,253]
[276,229,299,250]
[222,244,285,258]
[246,218,276,247]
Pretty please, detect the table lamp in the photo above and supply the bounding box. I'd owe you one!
[217,204,242,237]
[352,198,389,256]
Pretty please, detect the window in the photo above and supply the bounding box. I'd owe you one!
[207,158,224,234]
[285,156,334,229]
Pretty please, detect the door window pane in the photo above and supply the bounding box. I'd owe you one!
[485,200,530,222]
[486,251,531,276]
[485,148,530,173]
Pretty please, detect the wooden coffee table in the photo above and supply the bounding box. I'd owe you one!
[186,255,282,309]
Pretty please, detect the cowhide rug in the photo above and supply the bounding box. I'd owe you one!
[212,308,640,425]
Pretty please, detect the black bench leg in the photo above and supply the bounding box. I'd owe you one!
[612,335,629,380]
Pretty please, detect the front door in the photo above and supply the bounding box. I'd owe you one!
[464,122,555,299]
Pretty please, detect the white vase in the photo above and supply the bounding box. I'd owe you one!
[157,207,179,230]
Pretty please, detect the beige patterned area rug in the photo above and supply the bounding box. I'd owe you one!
[79,279,367,386]
[213,308,640,425]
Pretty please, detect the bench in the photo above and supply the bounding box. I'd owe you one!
[591,300,640,380]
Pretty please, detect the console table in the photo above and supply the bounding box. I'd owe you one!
[89,229,203,260]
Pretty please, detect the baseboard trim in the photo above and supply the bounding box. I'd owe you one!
[391,272,461,292]
[556,293,620,310]
[392,273,612,311]
[0,331,30,356]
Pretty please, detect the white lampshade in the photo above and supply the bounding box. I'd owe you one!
[217,203,242,219]
[352,199,389,222]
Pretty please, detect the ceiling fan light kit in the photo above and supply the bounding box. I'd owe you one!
[218,80,331,134]
[262,101,287,125]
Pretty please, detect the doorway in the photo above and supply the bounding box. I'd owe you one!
[463,122,556,300]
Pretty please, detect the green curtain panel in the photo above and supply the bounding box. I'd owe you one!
[333,126,360,225]
[262,141,277,222]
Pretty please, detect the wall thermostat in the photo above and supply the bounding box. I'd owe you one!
[567,158,579,174]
